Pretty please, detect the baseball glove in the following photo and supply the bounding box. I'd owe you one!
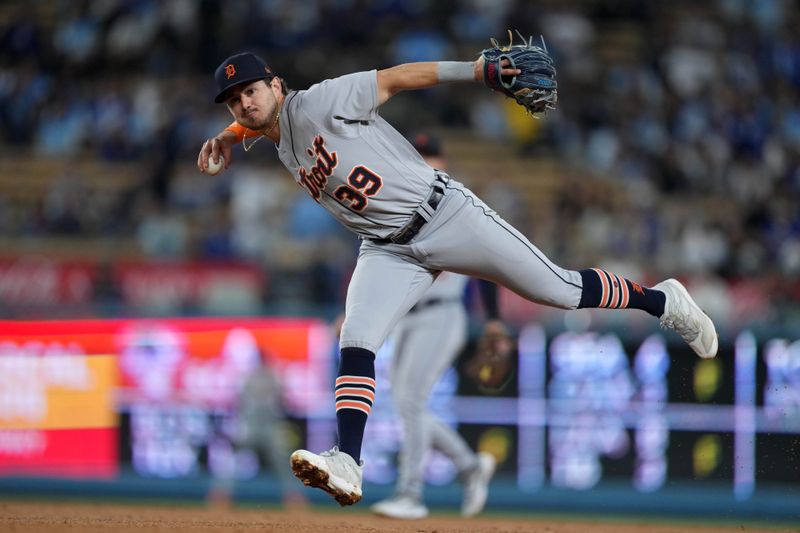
[465,321,515,393]
[480,30,558,118]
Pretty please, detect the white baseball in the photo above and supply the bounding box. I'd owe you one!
[206,154,225,175]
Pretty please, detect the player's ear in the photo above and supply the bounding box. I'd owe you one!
[269,76,287,96]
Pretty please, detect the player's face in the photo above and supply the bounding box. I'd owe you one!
[225,80,277,131]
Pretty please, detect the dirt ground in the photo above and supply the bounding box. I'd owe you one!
[1,500,796,533]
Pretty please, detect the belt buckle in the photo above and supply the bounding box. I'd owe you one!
[389,215,424,244]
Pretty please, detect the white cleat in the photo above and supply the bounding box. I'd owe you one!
[371,495,429,519]
[461,452,496,517]
[289,447,363,506]
[653,278,718,359]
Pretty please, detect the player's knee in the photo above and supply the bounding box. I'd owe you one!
[340,320,385,353]
[339,337,380,353]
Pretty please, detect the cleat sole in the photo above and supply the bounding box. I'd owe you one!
[290,454,361,506]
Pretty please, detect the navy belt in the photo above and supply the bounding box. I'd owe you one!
[372,173,449,245]
[408,296,460,314]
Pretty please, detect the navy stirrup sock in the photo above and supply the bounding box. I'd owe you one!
[578,268,666,317]
[335,347,376,463]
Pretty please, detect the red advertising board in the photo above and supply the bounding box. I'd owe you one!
[0,317,333,479]
[0,428,117,478]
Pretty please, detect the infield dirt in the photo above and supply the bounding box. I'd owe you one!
[0,500,793,533]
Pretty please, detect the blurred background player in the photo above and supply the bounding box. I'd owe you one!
[370,133,498,520]
[207,351,307,509]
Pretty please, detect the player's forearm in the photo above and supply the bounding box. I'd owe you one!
[377,63,440,102]
[220,122,245,144]
[376,61,478,104]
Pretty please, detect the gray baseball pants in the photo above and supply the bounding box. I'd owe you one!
[340,178,583,353]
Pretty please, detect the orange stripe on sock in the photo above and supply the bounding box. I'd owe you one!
[335,376,376,387]
[335,387,375,401]
[608,273,621,309]
[600,269,616,308]
[335,400,371,415]
[593,268,609,307]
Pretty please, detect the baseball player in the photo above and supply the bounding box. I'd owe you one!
[207,354,307,509]
[197,49,718,507]
[369,133,497,519]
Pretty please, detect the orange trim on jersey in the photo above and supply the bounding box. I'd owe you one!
[335,400,371,415]
[593,268,610,308]
[224,121,263,145]
[335,387,375,401]
[335,376,376,387]
[223,122,248,143]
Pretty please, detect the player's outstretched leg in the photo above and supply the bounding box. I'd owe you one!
[289,447,363,506]
[461,452,496,517]
[652,278,718,358]
[415,185,718,359]
[577,269,718,358]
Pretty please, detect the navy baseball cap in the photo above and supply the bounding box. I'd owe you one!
[410,133,442,157]
[214,52,274,103]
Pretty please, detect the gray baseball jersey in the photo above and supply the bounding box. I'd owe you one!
[277,70,434,239]
[275,70,583,353]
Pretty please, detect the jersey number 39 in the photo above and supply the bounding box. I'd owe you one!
[334,166,383,212]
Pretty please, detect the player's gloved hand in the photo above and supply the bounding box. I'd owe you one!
[473,55,520,83]
[479,30,558,118]
[465,320,515,393]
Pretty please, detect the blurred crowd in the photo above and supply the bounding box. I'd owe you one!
[0,0,798,330]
